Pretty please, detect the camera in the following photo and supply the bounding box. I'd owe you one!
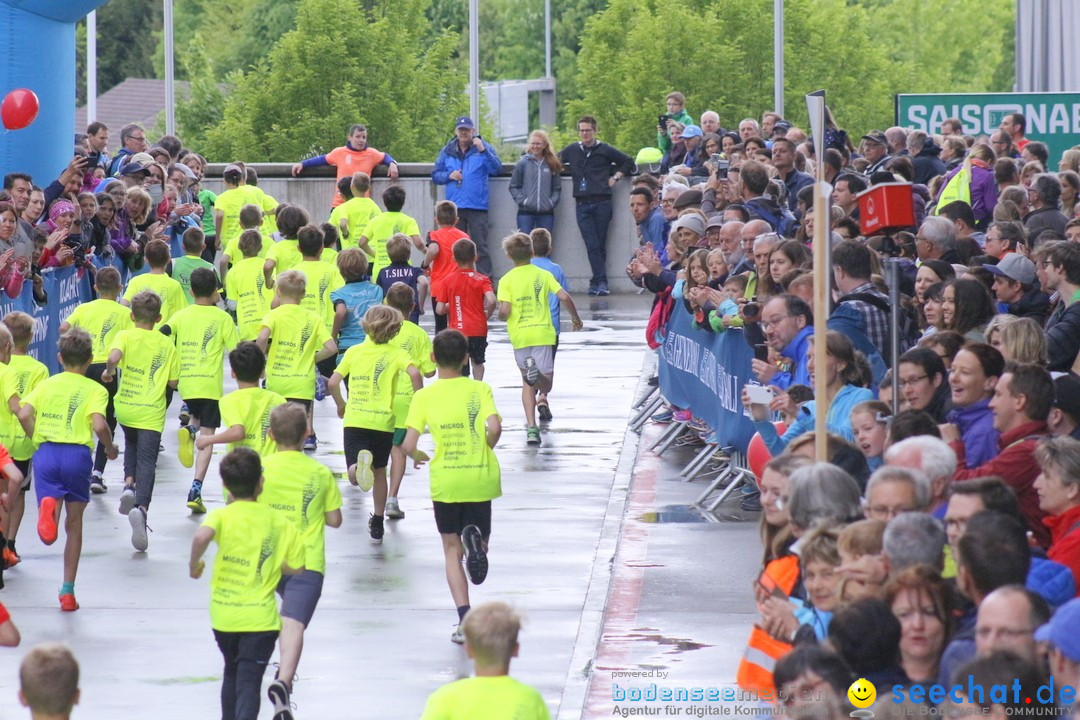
[715,156,730,180]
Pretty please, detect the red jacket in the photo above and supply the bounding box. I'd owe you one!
[952,420,1051,549]
[1045,504,1080,596]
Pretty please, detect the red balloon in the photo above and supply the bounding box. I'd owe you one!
[1,89,40,131]
[747,422,788,480]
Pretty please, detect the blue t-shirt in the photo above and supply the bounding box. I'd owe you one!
[530,257,567,335]
[331,281,384,353]
[377,262,424,323]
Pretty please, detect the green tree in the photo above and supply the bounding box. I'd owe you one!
[167,0,297,79]
[76,0,163,100]
[193,0,467,162]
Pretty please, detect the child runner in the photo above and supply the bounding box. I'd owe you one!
[496,232,583,446]
[528,228,568,422]
[326,177,354,243]
[420,602,550,718]
[18,644,82,719]
[226,230,274,342]
[383,283,436,520]
[167,269,240,514]
[328,306,420,543]
[358,185,421,281]
[402,330,501,643]
[220,203,265,285]
[330,173,381,251]
[58,267,131,497]
[121,239,186,330]
[259,403,343,714]
[330,248,384,362]
[197,343,287,461]
[319,223,340,268]
[0,326,24,568]
[263,205,309,286]
[189,448,305,720]
[436,239,495,381]
[376,234,428,324]
[2,313,51,560]
[295,224,344,336]
[171,227,219,304]
[422,200,470,333]
[18,329,118,610]
[256,270,337,451]
[103,291,180,551]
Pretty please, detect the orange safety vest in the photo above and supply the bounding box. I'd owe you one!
[736,554,800,696]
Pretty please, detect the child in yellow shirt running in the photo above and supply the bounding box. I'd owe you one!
[121,240,186,330]
[197,343,286,461]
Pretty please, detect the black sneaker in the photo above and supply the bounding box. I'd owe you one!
[267,678,294,720]
[368,514,384,545]
[537,400,553,422]
[462,524,488,585]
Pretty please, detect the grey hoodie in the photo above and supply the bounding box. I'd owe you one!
[508,155,561,215]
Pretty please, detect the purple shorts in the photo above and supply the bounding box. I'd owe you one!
[34,442,93,504]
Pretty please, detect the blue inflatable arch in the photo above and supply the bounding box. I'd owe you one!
[0,1,109,184]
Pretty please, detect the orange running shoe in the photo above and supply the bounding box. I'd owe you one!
[38,497,58,545]
[2,546,19,568]
[59,593,79,612]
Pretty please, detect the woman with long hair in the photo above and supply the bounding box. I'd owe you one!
[942,277,996,342]
[885,566,953,684]
[508,130,562,233]
[769,240,811,285]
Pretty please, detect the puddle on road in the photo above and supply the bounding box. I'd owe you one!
[638,503,761,524]
[620,630,712,654]
[146,676,219,685]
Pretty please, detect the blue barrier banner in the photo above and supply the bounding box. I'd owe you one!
[0,265,96,374]
[657,303,757,452]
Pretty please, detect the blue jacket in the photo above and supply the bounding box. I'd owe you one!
[755,384,875,455]
[947,397,1000,468]
[432,138,502,211]
[772,326,813,390]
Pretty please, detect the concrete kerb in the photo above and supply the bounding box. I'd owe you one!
[557,351,659,720]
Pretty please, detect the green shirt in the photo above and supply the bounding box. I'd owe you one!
[171,254,220,305]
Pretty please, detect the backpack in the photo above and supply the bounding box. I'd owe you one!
[836,292,919,366]
[746,198,798,238]
[645,287,674,350]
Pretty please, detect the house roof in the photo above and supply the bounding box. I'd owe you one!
[75,78,190,136]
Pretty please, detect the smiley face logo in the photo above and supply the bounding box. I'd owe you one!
[848,678,877,709]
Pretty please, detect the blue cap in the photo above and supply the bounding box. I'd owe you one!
[1034,597,1080,661]
[681,124,703,139]
[455,116,475,130]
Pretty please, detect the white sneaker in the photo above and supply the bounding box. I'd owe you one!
[451,624,465,644]
[356,450,375,492]
[89,471,107,495]
[118,487,136,515]
[385,498,405,519]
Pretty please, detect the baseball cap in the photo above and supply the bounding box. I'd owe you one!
[455,116,475,130]
[223,163,244,177]
[984,253,1036,286]
[129,152,156,167]
[681,125,704,139]
[673,189,702,210]
[672,213,705,238]
[861,131,888,146]
[773,120,792,134]
[1052,374,1080,423]
[119,161,149,176]
[1034,598,1080,662]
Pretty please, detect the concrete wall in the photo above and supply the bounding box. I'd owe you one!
[205,164,641,292]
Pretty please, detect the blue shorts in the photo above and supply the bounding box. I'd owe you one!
[34,442,92,504]
[276,570,324,627]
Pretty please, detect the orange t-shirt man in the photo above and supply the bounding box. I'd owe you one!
[291,125,397,206]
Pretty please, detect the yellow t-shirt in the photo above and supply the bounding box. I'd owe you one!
[296,259,345,332]
[259,451,342,575]
[23,371,108,450]
[361,211,420,280]
[261,304,331,400]
[223,232,268,264]
[214,185,264,249]
[331,196,381,250]
[420,676,550,720]
[335,339,412,431]
[266,239,302,275]
[226,256,274,341]
[218,387,286,457]
[64,298,134,364]
[496,264,562,349]
[388,320,435,428]
[404,377,501,502]
[0,364,24,460]
[165,304,239,401]
[321,247,338,268]
[123,272,187,330]
[5,354,50,459]
[111,327,180,431]
[203,500,305,632]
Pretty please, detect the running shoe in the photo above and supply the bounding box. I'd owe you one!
[177,425,196,469]
[537,400,553,422]
[129,507,149,552]
[118,486,136,515]
[303,435,318,452]
[451,624,465,644]
[90,471,107,494]
[187,487,206,515]
[315,372,328,401]
[385,498,405,520]
[368,514,384,545]
[178,403,190,426]
[59,592,79,612]
[672,409,692,422]
[523,357,540,387]
[462,524,488,585]
[2,546,19,568]
[650,409,674,424]
[38,497,58,545]
[596,281,610,296]
[355,450,375,491]
[526,426,541,446]
[267,679,294,720]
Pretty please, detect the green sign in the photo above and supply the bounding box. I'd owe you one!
[895,92,1080,165]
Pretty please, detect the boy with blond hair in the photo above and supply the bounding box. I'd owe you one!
[376,234,428,323]
[19,643,81,719]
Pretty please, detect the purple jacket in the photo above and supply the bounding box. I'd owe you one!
[947,397,999,468]
[938,160,996,225]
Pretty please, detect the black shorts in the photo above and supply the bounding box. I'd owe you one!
[184,398,221,428]
[14,458,30,492]
[467,336,488,365]
[316,355,338,380]
[432,500,492,537]
[344,427,393,470]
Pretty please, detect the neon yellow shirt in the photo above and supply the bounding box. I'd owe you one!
[296,259,345,332]
[335,339,412,431]
[203,500,304,632]
[123,272,186,330]
[361,211,420,280]
[496,264,561,349]
[261,304,331,400]
[223,232,268,263]
[332,196,381,250]
[259,451,342,575]
[64,298,134,364]
[388,320,434,428]
[165,304,239,401]
[254,187,280,237]
[7,354,51,458]
[214,186,264,249]
[23,371,108,450]
[0,364,24,460]
[321,247,338,268]
[266,239,302,275]
[226,256,274,341]
[404,377,501,502]
[218,387,286,457]
[421,676,550,720]
[111,327,180,431]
